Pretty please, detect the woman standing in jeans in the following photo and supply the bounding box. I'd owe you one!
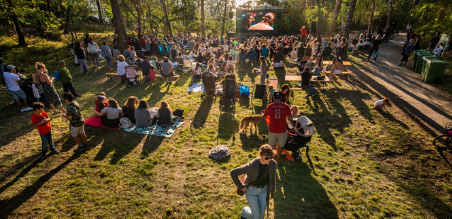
[231,144,277,219]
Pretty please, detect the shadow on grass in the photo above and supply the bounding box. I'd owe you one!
[217,110,239,141]
[274,161,338,218]
[191,97,213,129]
[239,132,267,152]
[0,135,101,216]
[92,129,145,164]
[0,105,35,148]
[141,135,165,157]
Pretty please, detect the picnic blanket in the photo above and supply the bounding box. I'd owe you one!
[123,121,184,137]
[84,116,120,130]
[187,83,204,93]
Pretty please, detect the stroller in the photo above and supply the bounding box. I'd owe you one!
[201,72,217,99]
[220,74,237,109]
[20,78,41,104]
[284,116,316,160]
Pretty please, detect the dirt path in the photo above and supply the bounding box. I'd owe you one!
[349,34,452,133]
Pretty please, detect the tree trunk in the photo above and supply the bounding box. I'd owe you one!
[63,5,72,34]
[367,0,375,34]
[342,0,357,37]
[315,0,322,41]
[6,0,26,46]
[160,0,172,36]
[221,0,228,37]
[110,0,127,51]
[201,0,205,36]
[96,0,103,23]
[328,0,341,36]
[385,0,394,30]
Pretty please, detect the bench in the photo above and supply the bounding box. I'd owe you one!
[325,70,351,80]
[105,72,143,83]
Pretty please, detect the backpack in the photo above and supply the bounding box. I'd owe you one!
[53,71,61,82]
[120,117,133,129]
[89,43,98,53]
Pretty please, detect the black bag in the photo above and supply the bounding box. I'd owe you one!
[173,108,184,118]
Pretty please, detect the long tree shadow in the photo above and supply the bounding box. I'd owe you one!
[0,105,39,148]
[93,130,145,164]
[274,161,338,218]
[191,97,213,129]
[0,150,88,217]
[141,135,165,157]
[0,152,40,185]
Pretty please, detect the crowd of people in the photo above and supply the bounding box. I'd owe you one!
[2,23,451,219]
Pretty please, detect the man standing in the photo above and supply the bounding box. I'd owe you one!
[58,60,81,98]
[62,93,88,152]
[301,67,318,101]
[4,65,32,112]
[300,26,308,43]
[262,92,293,164]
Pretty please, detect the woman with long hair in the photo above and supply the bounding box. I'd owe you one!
[90,99,122,128]
[230,144,277,219]
[34,62,65,114]
[157,101,172,127]
[122,96,139,124]
[280,84,291,105]
[135,99,153,127]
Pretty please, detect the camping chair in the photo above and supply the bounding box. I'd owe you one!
[175,57,184,71]
[202,72,216,99]
[183,59,194,73]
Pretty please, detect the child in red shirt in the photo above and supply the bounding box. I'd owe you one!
[149,65,156,85]
[31,102,59,158]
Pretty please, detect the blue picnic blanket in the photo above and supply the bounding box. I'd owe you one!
[123,121,183,137]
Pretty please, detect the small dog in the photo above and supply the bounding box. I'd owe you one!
[240,115,262,133]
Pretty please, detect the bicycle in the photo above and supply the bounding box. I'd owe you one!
[433,122,452,151]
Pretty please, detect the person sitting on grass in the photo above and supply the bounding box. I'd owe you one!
[301,67,318,102]
[31,102,59,159]
[156,101,173,127]
[62,93,88,153]
[135,100,153,128]
[193,62,202,81]
[90,99,123,128]
[149,65,157,85]
[374,98,390,110]
[122,96,139,124]
[160,57,175,85]
[4,65,33,112]
[139,56,151,77]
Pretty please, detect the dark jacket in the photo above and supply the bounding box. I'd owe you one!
[157,108,172,126]
[230,158,277,193]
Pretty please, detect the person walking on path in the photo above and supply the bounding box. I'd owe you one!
[58,60,81,98]
[230,144,277,219]
[367,34,382,61]
[399,39,415,66]
[75,42,90,74]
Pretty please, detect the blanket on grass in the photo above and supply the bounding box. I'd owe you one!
[123,121,183,137]
[84,116,120,130]
[187,83,204,93]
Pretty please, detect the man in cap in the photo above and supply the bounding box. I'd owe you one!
[262,91,293,164]
[248,13,274,30]
[3,65,33,112]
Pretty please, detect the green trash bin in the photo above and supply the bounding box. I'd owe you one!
[416,51,434,74]
[422,58,448,83]
[421,56,441,78]
[414,50,430,73]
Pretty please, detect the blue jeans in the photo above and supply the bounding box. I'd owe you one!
[302,84,318,97]
[242,185,268,219]
[313,68,322,75]
[40,131,56,156]
[105,56,112,67]
[260,73,267,85]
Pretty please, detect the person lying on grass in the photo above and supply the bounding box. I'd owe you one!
[374,98,390,110]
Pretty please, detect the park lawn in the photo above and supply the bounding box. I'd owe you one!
[1,34,452,218]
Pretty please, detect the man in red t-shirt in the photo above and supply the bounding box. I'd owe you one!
[300,26,307,43]
[31,102,59,158]
[262,92,293,164]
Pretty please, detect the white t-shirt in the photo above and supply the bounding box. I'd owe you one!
[374,99,384,107]
[3,72,21,91]
[101,107,122,119]
[433,45,443,56]
[194,67,201,75]
[117,61,128,75]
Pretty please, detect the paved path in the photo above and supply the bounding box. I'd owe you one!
[349,34,452,133]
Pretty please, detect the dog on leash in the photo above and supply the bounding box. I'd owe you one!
[240,115,262,133]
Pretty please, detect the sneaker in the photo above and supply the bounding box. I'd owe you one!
[21,108,25,112]
[51,150,60,154]
[292,150,301,160]
[82,142,89,148]
[24,107,33,111]
[398,63,403,66]
[41,155,46,159]
[312,93,319,97]
[75,94,82,98]
[74,146,85,152]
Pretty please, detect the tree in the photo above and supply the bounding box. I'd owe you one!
[5,0,26,46]
[342,0,357,37]
[315,0,322,40]
[96,0,104,23]
[385,0,395,30]
[221,0,228,37]
[110,0,127,51]
[160,0,172,35]
[367,0,376,33]
[328,0,341,36]
[201,0,205,35]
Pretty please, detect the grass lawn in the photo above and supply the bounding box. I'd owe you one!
[1,34,452,218]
